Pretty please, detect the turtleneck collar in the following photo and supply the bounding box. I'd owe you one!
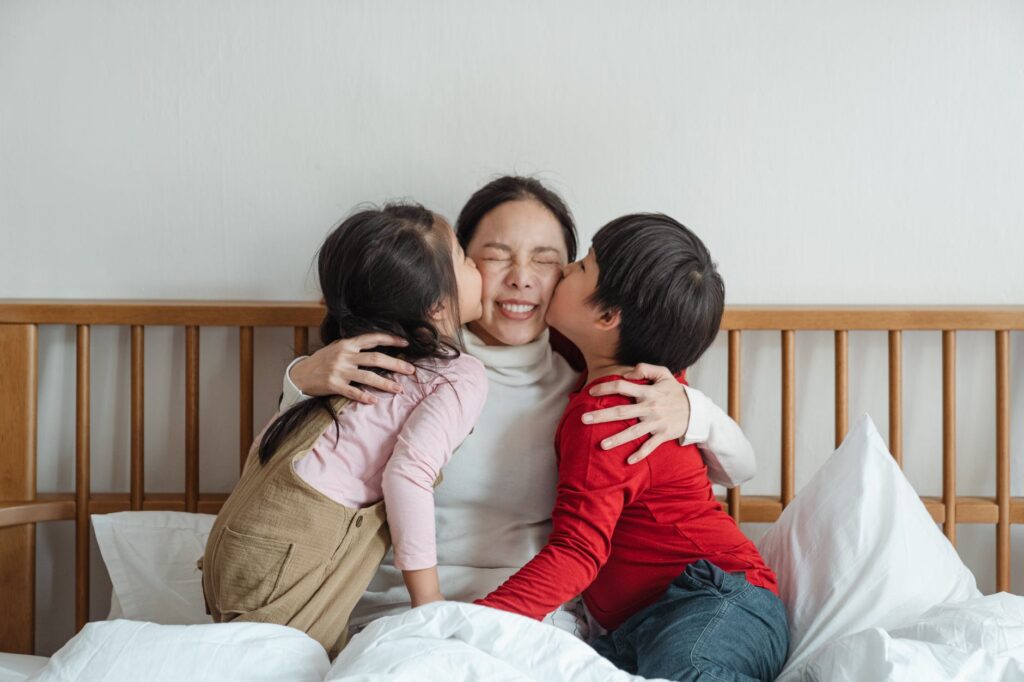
[462,326,558,386]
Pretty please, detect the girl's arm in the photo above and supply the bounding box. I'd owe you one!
[381,356,488,603]
[403,567,444,608]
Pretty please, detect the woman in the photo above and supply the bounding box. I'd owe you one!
[281,176,754,631]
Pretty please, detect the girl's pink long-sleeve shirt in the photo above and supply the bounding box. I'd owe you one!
[289,353,487,571]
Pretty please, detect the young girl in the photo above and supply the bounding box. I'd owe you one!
[201,203,487,658]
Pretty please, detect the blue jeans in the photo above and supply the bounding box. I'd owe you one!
[592,560,789,682]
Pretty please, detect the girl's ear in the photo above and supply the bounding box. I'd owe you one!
[428,303,448,323]
[594,307,621,331]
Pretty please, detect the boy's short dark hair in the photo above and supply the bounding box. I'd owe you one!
[589,213,724,374]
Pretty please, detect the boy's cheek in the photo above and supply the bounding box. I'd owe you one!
[547,281,570,318]
[543,299,560,327]
[545,294,571,331]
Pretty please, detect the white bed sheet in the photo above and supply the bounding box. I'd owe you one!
[0,653,48,682]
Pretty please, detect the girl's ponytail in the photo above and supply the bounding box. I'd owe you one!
[257,397,340,465]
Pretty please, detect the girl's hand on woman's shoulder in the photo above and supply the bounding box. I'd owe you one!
[579,364,690,465]
[290,333,417,404]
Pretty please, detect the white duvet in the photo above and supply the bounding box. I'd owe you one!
[783,593,1024,682]
[23,594,1024,681]
[327,601,663,681]
[330,596,1024,682]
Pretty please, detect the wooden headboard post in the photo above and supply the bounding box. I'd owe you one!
[0,324,37,653]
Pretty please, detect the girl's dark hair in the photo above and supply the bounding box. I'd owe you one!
[258,202,461,465]
[589,213,724,375]
[455,175,578,261]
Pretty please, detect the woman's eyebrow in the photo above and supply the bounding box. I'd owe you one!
[481,242,512,251]
[480,242,562,255]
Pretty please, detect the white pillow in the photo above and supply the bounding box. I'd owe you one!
[92,511,215,624]
[757,414,980,678]
[0,653,49,681]
[26,620,329,682]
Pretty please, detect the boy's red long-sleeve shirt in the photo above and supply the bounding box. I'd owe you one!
[476,374,778,631]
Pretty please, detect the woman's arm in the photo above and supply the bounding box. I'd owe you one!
[580,364,756,486]
[676,384,757,487]
[280,333,417,410]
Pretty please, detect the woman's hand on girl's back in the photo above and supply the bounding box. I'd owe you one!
[579,364,690,465]
[289,333,417,404]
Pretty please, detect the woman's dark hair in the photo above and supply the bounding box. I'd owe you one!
[258,202,461,464]
[455,175,578,261]
[589,213,725,375]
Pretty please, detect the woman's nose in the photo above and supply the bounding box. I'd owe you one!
[505,263,533,289]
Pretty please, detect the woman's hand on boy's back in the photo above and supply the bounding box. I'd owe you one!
[580,364,690,465]
[290,333,417,404]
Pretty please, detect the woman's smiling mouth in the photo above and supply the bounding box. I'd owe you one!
[497,300,539,319]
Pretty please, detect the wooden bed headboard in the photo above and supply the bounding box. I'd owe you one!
[0,301,1021,655]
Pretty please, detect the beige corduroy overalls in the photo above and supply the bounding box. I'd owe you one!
[201,397,391,658]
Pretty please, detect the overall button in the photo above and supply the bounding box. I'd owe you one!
[355,517,363,528]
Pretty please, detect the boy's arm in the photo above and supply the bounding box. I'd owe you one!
[680,384,757,487]
[475,405,648,620]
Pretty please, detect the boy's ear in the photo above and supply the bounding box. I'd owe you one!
[594,307,621,331]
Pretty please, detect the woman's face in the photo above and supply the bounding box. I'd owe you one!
[465,199,569,346]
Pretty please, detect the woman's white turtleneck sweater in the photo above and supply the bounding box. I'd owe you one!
[281,327,754,627]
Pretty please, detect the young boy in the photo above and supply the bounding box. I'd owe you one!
[476,214,789,681]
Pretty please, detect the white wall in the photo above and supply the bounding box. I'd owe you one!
[2,0,1023,655]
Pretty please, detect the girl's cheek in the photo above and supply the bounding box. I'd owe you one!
[478,268,502,300]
